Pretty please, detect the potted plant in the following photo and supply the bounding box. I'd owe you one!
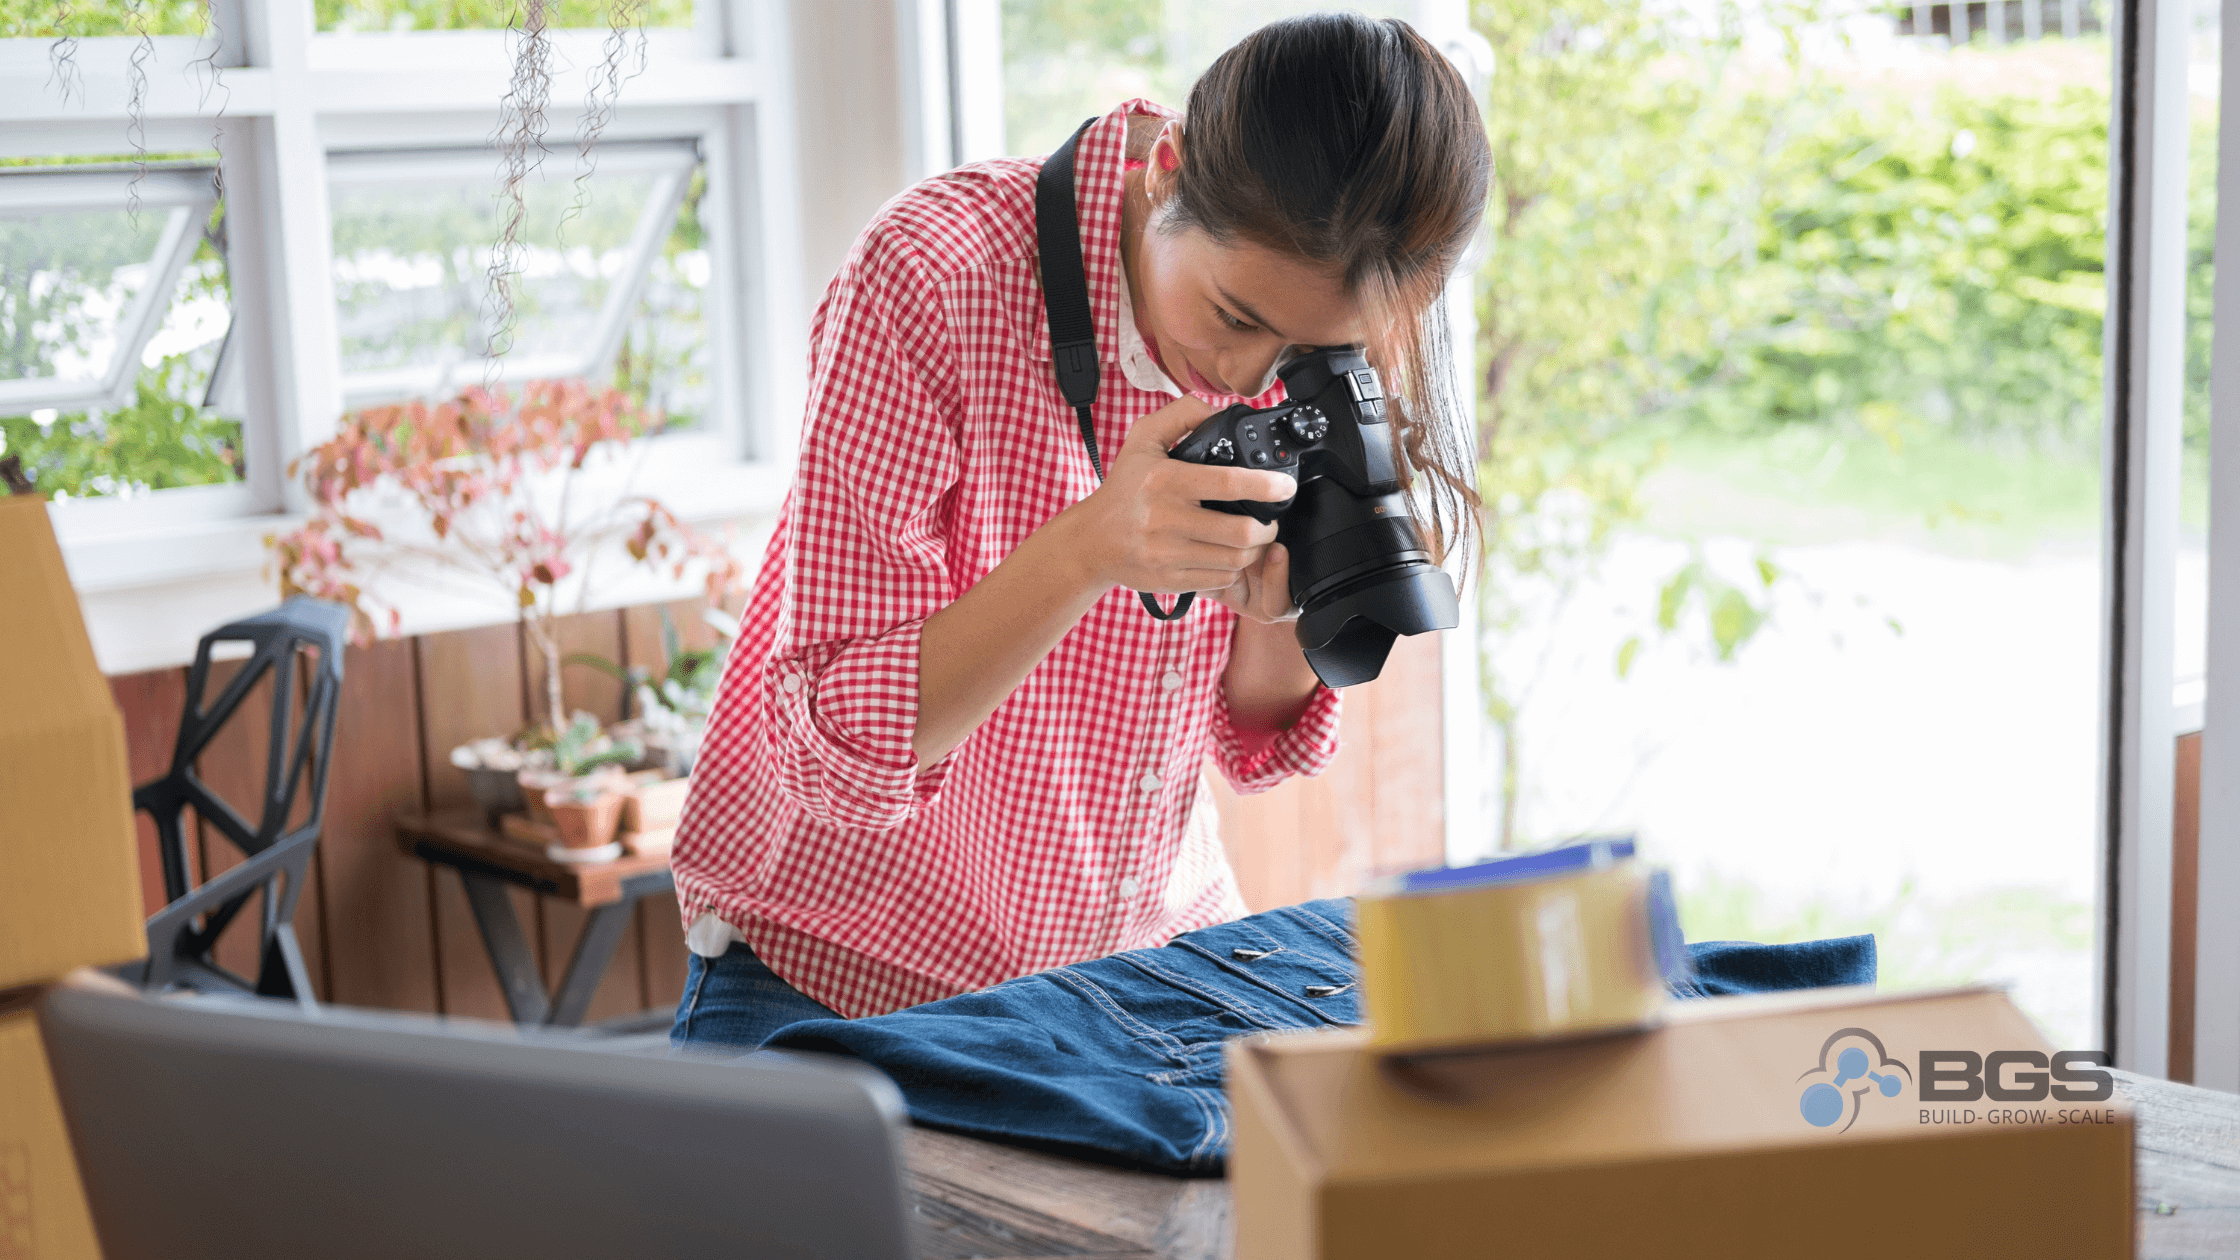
[568,604,733,777]
[269,379,745,835]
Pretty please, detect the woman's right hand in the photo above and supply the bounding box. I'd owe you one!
[1056,396,1300,595]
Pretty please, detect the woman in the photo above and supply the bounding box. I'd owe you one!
[670,12,1489,1049]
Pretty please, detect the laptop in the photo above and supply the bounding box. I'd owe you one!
[39,985,917,1259]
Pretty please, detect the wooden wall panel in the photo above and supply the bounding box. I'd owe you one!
[529,610,650,1022]
[1368,634,1448,877]
[1212,632,1447,912]
[316,637,438,1012]
[109,669,187,920]
[2173,729,2201,1084]
[414,622,537,1022]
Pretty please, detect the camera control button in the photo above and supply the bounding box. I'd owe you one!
[1352,369,1383,400]
[1241,424,1259,442]
[1249,449,1270,467]
[1274,448,1292,465]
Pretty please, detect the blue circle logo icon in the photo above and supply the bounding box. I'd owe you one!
[1796,1028,1914,1133]
[1800,1082,1845,1127]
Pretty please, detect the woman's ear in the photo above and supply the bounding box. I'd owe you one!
[1144,123,1184,205]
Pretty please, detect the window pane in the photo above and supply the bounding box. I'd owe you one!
[1477,1,2108,1049]
[0,159,239,499]
[315,0,695,33]
[2178,0,2217,734]
[0,201,171,395]
[327,145,704,425]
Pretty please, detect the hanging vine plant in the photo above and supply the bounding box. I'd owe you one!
[486,0,554,369]
[489,0,653,369]
[570,0,650,225]
[46,0,83,102]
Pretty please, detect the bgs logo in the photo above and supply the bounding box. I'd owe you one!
[1796,1027,1914,1133]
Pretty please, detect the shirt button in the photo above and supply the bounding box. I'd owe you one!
[781,674,802,694]
[1159,670,1184,692]
[1138,771,1161,794]
[1119,877,1141,898]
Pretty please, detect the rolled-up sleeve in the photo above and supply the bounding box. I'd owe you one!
[757,226,962,830]
[1209,681,1344,795]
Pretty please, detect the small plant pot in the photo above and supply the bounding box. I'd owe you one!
[462,766,527,827]
[545,788,625,864]
[517,769,569,823]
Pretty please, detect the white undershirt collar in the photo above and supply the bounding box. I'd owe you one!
[1114,262,1183,397]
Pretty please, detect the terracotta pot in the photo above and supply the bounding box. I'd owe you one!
[546,789,625,854]
[516,770,569,823]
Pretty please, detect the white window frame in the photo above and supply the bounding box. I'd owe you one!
[2192,0,2240,1093]
[0,0,806,675]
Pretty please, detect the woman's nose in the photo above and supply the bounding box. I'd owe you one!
[1229,345,1290,397]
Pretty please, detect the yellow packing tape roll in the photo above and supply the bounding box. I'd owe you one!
[1358,862,1666,1054]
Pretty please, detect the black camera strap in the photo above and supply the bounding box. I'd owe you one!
[1036,117,1193,622]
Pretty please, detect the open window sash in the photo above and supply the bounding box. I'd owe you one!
[0,165,218,415]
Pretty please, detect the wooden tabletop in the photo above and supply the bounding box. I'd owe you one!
[392,810,671,907]
[903,1068,2240,1259]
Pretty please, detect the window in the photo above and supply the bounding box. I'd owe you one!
[0,160,238,497]
[0,0,803,674]
[294,141,702,416]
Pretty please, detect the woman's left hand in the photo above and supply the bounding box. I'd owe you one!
[1211,541,1301,624]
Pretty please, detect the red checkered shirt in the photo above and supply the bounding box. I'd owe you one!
[669,100,1345,1019]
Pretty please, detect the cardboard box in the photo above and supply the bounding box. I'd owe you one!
[0,496,146,993]
[0,988,103,1260]
[1229,986,2133,1259]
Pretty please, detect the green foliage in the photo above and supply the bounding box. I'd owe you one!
[315,0,695,33]
[0,354,243,497]
[0,0,208,38]
[1694,85,2110,448]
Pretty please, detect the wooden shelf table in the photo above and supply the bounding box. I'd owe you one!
[394,810,674,1028]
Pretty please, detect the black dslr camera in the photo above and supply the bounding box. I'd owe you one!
[1167,347,1459,687]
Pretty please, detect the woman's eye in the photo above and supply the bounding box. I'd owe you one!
[1214,305,1257,332]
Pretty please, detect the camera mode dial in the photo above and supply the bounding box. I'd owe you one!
[1286,407,1329,444]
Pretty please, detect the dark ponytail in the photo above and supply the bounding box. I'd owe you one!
[1168,12,1488,567]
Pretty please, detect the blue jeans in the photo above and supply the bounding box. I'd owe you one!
[762,898,1875,1175]
[670,943,841,1053]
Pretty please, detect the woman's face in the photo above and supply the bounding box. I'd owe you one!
[1128,128,1374,400]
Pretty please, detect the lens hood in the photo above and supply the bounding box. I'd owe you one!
[1294,565,1460,687]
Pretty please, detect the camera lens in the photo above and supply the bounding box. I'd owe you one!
[1277,479,1459,687]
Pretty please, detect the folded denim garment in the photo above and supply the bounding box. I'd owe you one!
[763,898,1875,1175]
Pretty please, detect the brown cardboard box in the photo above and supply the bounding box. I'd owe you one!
[0,496,146,993]
[0,988,103,1260]
[1229,986,2133,1259]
